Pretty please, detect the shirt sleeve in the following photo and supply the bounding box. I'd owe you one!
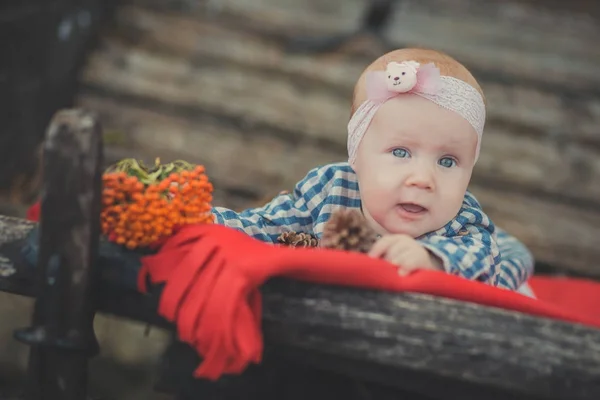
[495,227,535,290]
[418,193,526,291]
[211,165,333,243]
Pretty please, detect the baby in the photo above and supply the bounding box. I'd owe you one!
[212,48,534,291]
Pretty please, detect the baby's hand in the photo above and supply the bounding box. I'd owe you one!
[368,234,443,276]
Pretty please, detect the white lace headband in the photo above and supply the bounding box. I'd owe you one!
[347,61,486,165]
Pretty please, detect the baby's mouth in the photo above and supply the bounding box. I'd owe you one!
[398,203,427,214]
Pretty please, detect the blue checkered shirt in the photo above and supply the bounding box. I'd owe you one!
[213,162,534,291]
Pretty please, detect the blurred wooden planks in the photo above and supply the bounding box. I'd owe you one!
[76,0,600,277]
[77,94,600,279]
[128,0,600,93]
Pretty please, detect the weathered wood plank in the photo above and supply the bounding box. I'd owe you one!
[109,5,600,146]
[503,0,600,18]
[469,187,600,279]
[262,280,600,400]
[1,216,600,400]
[78,38,600,209]
[77,94,342,196]
[127,0,600,94]
[76,94,600,278]
[80,40,351,145]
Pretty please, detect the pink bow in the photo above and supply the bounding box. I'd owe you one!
[366,62,441,102]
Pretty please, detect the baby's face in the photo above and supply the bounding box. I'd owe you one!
[353,95,478,238]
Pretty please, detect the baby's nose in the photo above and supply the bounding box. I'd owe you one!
[394,76,400,81]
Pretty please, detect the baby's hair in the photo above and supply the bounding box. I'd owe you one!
[351,48,486,115]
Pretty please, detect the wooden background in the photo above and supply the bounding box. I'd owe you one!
[0,0,118,210]
[11,0,600,278]
[0,2,598,398]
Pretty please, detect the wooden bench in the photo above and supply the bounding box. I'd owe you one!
[1,110,599,400]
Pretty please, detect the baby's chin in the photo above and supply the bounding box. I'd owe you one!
[383,225,428,238]
[374,215,449,238]
[368,219,427,238]
[363,208,448,238]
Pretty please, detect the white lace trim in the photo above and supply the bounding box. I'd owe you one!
[347,76,486,165]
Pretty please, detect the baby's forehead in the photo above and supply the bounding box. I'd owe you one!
[374,98,478,147]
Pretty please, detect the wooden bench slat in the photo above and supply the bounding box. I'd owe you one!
[1,214,600,400]
[126,0,600,94]
[111,5,600,144]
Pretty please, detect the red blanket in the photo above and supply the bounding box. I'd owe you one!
[138,224,600,381]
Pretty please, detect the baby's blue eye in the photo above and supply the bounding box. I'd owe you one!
[439,157,457,168]
[392,148,410,158]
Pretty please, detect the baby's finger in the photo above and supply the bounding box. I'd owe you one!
[368,236,394,258]
[386,242,410,263]
[393,252,422,274]
[396,262,421,277]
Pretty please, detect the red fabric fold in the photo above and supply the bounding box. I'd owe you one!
[528,275,600,318]
[138,224,600,381]
[26,202,41,222]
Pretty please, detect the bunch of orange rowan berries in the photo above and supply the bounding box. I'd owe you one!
[100,158,213,249]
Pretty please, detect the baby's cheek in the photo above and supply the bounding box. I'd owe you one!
[374,167,398,187]
[439,190,466,219]
[361,186,387,217]
[357,168,395,207]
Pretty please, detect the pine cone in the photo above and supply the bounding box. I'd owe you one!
[277,231,319,248]
[321,209,378,253]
